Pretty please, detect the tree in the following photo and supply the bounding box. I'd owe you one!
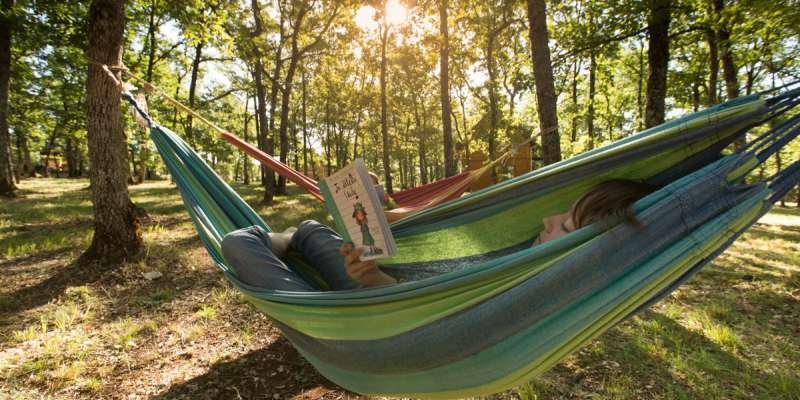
[0,0,16,195]
[644,0,671,128]
[439,0,456,177]
[526,0,561,165]
[83,0,143,261]
[276,0,339,194]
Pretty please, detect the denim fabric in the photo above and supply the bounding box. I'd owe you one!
[221,220,362,291]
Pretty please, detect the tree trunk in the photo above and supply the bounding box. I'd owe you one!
[439,0,456,177]
[276,8,307,195]
[636,40,645,131]
[570,58,580,142]
[186,42,203,145]
[526,0,561,165]
[242,95,250,184]
[84,0,143,261]
[145,0,157,81]
[302,69,308,176]
[16,128,33,177]
[250,0,275,204]
[0,0,15,195]
[776,149,785,207]
[380,25,393,193]
[587,49,596,149]
[705,27,718,105]
[644,0,671,128]
[713,0,738,101]
[487,28,499,163]
[66,137,78,177]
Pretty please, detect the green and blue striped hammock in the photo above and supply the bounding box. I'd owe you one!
[129,88,800,399]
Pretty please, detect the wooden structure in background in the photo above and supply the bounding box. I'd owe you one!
[467,151,493,191]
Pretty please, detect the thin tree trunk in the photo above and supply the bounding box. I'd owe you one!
[302,69,308,176]
[706,27,718,105]
[250,0,275,204]
[145,0,157,82]
[644,0,671,128]
[587,49,596,149]
[17,128,33,177]
[487,28,498,163]
[380,25,393,193]
[186,42,203,145]
[636,40,645,131]
[526,0,561,165]
[439,0,456,177]
[84,0,143,261]
[0,0,15,195]
[242,95,250,184]
[276,7,307,195]
[571,58,581,142]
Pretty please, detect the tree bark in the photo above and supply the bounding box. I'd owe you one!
[486,28,499,163]
[242,95,250,184]
[587,49,596,149]
[570,58,580,142]
[250,0,275,204]
[713,0,738,101]
[16,127,32,177]
[0,0,15,195]
[705,27,718,105]
[379,24,393,193]
[526,0,561,165]
[644,0,671,128]
[439,0,456,177]
[301,69,308,176]
[186,41,203,145]
[276,5,309,194]
[84,0,143,261]
[636,40,645,131]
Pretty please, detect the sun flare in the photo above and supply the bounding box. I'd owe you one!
[355,0,408,31]
[385,0,408,26]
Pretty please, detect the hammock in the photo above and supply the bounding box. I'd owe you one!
[128,87,800,398]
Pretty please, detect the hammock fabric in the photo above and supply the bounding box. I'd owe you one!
[129,87,800,398]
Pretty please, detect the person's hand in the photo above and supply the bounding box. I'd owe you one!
[339,243,397,287]
[340,243,378,280]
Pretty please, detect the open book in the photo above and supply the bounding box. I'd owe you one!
[319,159,397,260]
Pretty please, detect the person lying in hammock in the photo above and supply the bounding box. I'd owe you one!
[221,179,654,291]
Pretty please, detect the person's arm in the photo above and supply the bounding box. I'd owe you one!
[340,243,397,287]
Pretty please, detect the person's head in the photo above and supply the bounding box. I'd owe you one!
[368,171,380,185]
[533,179,655,245]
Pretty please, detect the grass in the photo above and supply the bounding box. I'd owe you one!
[1,177,798,399]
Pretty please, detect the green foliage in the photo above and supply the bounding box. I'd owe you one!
[7,0,799,194]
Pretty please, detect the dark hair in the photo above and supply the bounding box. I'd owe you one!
[571,179,655,228]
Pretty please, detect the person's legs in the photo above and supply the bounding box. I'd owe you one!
[291,220,362,290]
[221,226,315,291]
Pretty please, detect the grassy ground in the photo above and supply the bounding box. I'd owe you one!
[1,178,798,400]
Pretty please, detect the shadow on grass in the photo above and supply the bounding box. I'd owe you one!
[0,233,204,330]
[153,334,346,400]
[565,308,787,399]
[0,258,121,329]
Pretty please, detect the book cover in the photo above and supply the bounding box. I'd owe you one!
[319,159,396,260]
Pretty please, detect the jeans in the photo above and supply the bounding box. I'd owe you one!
[221,220,362,291]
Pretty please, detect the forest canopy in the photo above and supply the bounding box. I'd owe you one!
[3,0,799,200]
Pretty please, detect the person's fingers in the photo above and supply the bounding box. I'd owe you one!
[344,247,360,265]
[352,260,376,277]
[339,243,351,257]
